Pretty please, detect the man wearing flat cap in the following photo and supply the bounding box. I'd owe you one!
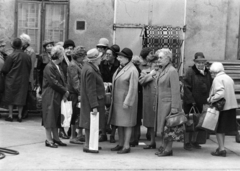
[183,52,212,151]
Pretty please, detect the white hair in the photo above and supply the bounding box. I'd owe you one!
[20,33,31,44]
[155,48,172,61]
[51,45,64,57]
[210,62,224,73]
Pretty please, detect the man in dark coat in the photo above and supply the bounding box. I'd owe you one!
[183,52,212,150]
[2,38,31,122]
[80,48,106,153]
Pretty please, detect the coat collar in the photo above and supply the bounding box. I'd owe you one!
[192,64,209,76]
[158,63,171,78]
[87,62,102,76]
[50,61,65,83]
[114,62,133,80]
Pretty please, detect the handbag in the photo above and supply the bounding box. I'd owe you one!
[165,110,187,128]
[185,106,200,132]
[212,98,226,111]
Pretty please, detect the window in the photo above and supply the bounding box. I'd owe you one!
[16,0,69,54]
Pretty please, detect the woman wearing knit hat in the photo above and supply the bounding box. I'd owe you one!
[67,46,87,144]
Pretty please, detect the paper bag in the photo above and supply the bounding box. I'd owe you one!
[89,112,99,151]
[201,107,219,131]
[61,100,73,128]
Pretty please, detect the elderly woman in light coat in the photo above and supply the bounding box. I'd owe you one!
[154,48,182,157]
[208,62,238,157]
[108,48,139,154]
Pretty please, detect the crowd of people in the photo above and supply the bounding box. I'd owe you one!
[0,34,238,157]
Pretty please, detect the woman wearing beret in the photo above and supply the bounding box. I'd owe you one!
[80,48,106,153]
[208,62,238,157]
[154,48,183,157]
[108,48,139,154]
[42,45,69,148]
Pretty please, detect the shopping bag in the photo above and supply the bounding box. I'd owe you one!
[61,100,73,128]
[196,130,207,144]
[89,112,99,151]
[196,107,219,131]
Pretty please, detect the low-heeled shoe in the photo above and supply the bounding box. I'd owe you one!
[5,117,13,122]
[143,143,156,149]
[117,148,131,154]
[53,139,67,146]
[157,150,173,157]
[17,117,22,122]
[111,145,123,151]
[211,150,226,157]
[45,140,58,148]
[83,148,99,153]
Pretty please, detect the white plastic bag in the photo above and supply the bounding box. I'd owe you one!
[89,112,99,151]
[202,107,219,131]
[61,100,73,128]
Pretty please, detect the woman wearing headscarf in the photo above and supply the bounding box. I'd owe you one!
[42,45,69,148]
[108,48,139,154]
[80,48,105,153]
[154,48,183,157]
[139,54,160,149]
[208,62,238,157]
[67,46,86,144]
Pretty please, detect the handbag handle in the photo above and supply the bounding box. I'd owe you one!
[187,106,200,117]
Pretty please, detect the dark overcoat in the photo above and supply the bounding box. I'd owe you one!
[139,67,157,128]
[99,59,120,82]
[108,62,139,127]
[79,62,105,129]
[42,61,67,128]
[2,49,31,105]
[183,65,212,113]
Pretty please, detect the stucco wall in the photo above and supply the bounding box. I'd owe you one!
[0,0,15,47]
[184,0,240,72]
[69,0,114,49]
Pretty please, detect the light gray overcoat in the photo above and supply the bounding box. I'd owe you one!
[155,64,181,134]
[108,62,139,127]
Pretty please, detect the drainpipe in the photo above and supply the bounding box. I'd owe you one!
[113,0,118,44]
[180,0,187,76]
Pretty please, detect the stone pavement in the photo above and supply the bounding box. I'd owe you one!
[0,113,240,171]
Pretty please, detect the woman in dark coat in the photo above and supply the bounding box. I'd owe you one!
[183,52,212,150]
[42,45,69,148]
[80,48,105,153]
[2,38,31,122]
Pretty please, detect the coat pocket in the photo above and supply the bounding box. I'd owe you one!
[97,95,105,100]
